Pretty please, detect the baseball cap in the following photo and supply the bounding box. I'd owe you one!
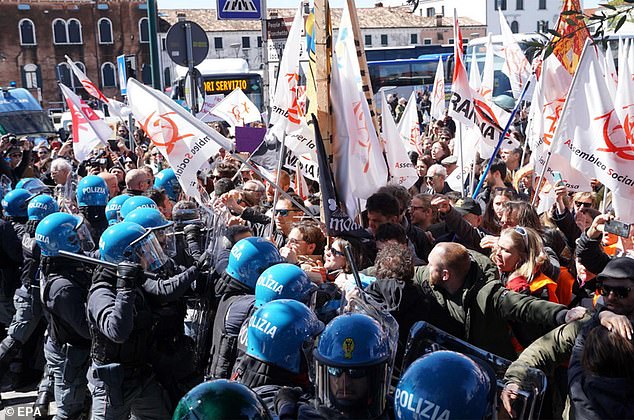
[454,197,482,216]
[597,257,634,281]
[441,155,458,165]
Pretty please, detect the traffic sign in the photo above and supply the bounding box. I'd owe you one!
[217,0,262,20]
[165,21,209,67]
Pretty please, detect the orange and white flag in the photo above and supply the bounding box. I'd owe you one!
[210,88,261,127]
[127,79,232,203]
[550,40,634,222]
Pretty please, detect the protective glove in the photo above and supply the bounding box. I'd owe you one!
[274,386,303,418]
[184,224,203,258]
[194,250,211,272]
[116,262,144,290]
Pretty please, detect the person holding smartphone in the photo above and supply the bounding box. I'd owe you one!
[576,212,633,277]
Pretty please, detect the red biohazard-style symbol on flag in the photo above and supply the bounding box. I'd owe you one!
[352,101,372,174]
[139,111,194,154]
[543,98,565,146]
[595,109,634,161]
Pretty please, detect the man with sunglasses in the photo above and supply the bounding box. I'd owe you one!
[502,257,634,419]
[0,136,32,187]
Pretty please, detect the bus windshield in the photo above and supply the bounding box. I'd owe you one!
[368,53,453,108]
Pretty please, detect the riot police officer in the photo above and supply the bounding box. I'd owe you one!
[118,195,158,220]
[104,194,131,226]
[36,212,95,418]
[76,175,109,242]
[393,351,494,420]
[233,299,323,394]
[0,193,57,409]
[87,222,171,419]
[233,263,317,371]
[154,168,181,203]
[310,313,392,419]
[206,237,284,380]
[173,379,273,420]
[124,207,203,407]
[88,221,206,418]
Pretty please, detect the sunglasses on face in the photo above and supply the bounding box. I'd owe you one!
[327,366,367,379]
[8,153,21,158]
[37,150,49,155]
[574,201,592,208]
[275,209,297,216]
[598,284,632,299]
[328,247,345,257]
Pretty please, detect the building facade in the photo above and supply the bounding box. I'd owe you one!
[0,0,150,111]
[416,0,594,35]
[157,6,486,90]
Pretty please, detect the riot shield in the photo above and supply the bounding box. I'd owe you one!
[402,321,547,420]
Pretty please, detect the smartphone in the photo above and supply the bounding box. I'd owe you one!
[605,219,631,238]
[552,171,563,185]
[108,139,118,150]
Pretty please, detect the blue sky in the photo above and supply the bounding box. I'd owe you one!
[158,0,603,10]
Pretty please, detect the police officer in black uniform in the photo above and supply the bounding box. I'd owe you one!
[36,212,95,418]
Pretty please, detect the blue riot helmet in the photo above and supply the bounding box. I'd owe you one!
[314,313,391,419]
[15,177,50,194]
[105,194,132,225]
[226,237,284,289]
[27,194,59,221]
[36,212,94,256]
[1,188,32,218]
[76,175,109,207]
[254,263,316,309]
[247,299,324,374]
[118,195,157,219]
[99,221,168,271]
[173,379,273,420]
[124,207,176,257]
[394,351,492,420]
[154,168,181,202]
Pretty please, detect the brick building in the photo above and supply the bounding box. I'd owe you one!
[0,0,151,111]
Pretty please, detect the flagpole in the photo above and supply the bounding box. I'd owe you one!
[531,39,593,206]
[471,76,533,199]
[347,0,380,135]
[458,122,465,196]
[269,135,287,234]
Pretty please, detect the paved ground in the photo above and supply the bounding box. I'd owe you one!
[1,387,55,420]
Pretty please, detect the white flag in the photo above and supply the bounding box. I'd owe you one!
[397,91,421,154]
[381,92,418,189]
[603,40,618,100]
[331,2,388,218]
[550,40,634,223]
[127,79,233,203]
[58,84,109,162]
[499,10,531,99]
[530,54,590,194]
[430,58,445,120]
[614,40,634,128]
[65,56,124,119]
[210,88,261,127]
[268,3,304,139]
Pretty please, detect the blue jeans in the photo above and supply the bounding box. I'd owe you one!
[44,338,90,420]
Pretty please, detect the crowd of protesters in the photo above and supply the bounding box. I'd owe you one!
[0,105,632,420]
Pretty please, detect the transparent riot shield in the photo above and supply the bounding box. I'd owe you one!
[402,321,547,420]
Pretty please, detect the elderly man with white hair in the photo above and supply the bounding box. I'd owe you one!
[50,158,72,186]
[425,163,453,194]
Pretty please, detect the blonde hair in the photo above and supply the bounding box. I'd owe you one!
[500,226,547,282]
